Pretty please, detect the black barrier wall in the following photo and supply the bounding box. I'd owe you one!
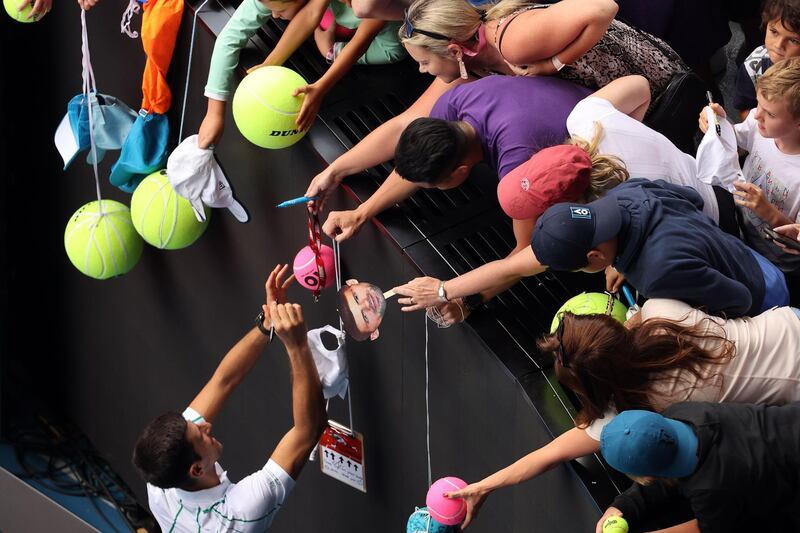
[3,4,606,531]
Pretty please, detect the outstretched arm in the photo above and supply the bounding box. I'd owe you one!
[496,0,617,70]
[305,77,461,207]
[446,428,600,529]
[257,0,330,68]
[188,266,295,422]
[589,75,651,121]
[267,302,327,480]
[294,19,387,131]
[392,246,546,311]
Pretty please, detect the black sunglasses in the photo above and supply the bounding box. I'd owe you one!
[402,9,452,41]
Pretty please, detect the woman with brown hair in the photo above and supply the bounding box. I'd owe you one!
[443,298,800,529]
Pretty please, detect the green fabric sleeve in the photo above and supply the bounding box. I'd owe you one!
[204,0,271,101]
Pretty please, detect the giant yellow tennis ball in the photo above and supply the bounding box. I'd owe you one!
[602,516,629,533]
[4,0,34,22]
[232,66,307,149]
[130,170,210,250]
[64,200,144,280]
[550,292,628,333]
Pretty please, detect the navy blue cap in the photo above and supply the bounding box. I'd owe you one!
[530,194,622,271]
[601,410,699,479]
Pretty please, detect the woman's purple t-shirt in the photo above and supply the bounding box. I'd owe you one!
[430,75,591,179]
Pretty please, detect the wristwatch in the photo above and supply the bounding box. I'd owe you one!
[551,55,566,72]
[437,281,449,303]
[255,310,274,341]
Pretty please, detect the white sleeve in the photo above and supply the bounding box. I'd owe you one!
[566,97,617,140]
[224,460,296,523]
[733,111,758,152]
[146,484,176,532]
[584,408,617,441]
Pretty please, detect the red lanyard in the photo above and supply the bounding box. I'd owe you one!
[306,204,327,301]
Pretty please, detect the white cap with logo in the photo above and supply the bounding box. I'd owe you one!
[167,134,248,223]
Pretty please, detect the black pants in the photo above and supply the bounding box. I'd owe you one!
[713,185,741,238]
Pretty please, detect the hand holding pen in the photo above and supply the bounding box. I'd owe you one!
[706,91,722,137]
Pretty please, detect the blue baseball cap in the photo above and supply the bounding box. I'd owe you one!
[54,93,137,170]
[530,194,622,271]
[109,111,170,193]
[600,410,699,478]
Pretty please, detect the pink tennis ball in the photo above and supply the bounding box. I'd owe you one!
[426,477,467,526]
[293,245,335,290]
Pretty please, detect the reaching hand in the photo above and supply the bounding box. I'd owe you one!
[322,209,366,242]
[293,83,324,132]
[698,103,726,134]
[773,223,800,255]
[604,266,625,294]
[269,302,308,350]
[431,298,469,326]
[505,58,554,77]
[265,264,296,305]
[595,507,624,533]
[306,166,342,211]
[392,277,442,311]
[444,483,489,529]
[24,0,51,19]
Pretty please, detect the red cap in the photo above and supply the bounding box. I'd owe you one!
[497,145,592,220]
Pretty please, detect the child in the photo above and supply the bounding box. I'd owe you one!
[702,57,800,302]
[733,0,800,119]
[198,0,405,148]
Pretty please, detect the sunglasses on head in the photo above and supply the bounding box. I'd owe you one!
[402,9,451,41]
[554,293,617,369]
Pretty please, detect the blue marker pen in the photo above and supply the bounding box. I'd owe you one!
[620,285,636,309]
[276,196,319,208]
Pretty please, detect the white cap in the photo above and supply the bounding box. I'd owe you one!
[167,135,248,223]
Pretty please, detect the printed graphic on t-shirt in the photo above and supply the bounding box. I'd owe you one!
[744,152,792,226]
[744,46,771,85]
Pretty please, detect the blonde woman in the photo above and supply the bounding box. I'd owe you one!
[399,0,687,98]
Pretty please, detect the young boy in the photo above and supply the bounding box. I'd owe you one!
[733,0,800,119]
[702,57,800,303]
[198,0,405,149]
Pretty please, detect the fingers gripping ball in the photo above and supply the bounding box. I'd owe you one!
[426,477,467,526]
[293,245,335,290]
[130,170,210,250]
[602,516,629,533]
[64,200,144,280]
[232,66,308,149]
[406,507,456,533]
[4,0,34,22]
[550,292,628,333]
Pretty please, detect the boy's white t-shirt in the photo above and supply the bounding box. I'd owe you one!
[735,110,800,270]
[566,97,720,223]
[146,408,295,532]
[584,299,800,440]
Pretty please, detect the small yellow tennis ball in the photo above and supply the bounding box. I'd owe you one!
[550,292,628,333]
[64,200,144,280]
[4,0,34,22]
[130,170,210,250]
[232,66,307,149]
[602,516,629,533]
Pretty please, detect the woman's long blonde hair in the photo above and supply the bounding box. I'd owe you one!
[400,0,532,56]
[568,122,629,202]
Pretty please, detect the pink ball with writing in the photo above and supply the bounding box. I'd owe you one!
[293,244,335,290]
[425,477,467,526]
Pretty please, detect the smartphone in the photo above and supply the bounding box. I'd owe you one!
[763,227,800,252]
